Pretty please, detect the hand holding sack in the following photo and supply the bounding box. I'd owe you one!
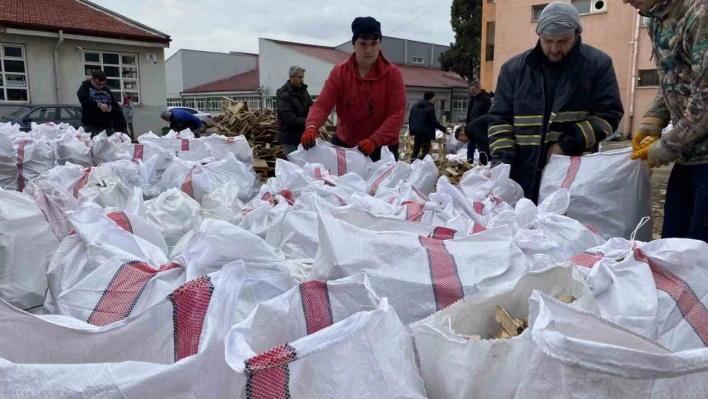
[301,126,318,150]
[357,138,376,156]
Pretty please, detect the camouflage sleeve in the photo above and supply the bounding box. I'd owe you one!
[643,88,671,122]
[661,9,708,153]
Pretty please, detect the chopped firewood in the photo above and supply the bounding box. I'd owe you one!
[495,306,528,339]
[558,295,577,304]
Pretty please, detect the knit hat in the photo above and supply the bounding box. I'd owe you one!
[424,91,435,101]
[536,2,583,36]
[352,17,382,45]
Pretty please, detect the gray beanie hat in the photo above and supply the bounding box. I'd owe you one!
[536,2,583,36]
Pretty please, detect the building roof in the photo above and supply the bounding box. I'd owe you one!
[269,39,467,89]
[183,68,260,94]
[0,0,170,43]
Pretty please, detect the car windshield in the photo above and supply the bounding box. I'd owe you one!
[0,107,31,122]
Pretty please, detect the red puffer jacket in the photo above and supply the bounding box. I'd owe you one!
[305,53,406,147]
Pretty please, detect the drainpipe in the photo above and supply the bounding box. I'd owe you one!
[627,14,641,135]
[54,30,64,103]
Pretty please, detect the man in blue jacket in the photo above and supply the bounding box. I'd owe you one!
[408,91,447,161]
[161,109,203,137]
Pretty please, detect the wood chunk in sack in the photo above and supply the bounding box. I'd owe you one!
[495,305,528,339]
[558,295,577,304]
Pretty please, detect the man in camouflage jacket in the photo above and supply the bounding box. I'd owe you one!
[627,0,708,241]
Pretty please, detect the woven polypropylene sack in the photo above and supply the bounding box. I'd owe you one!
[539,148,652,241]
[515,292,708,398]
[288,140,372,178]
[203,134,254,167]
[145,188,202,248]
[90,131,132,165]
[137,133,213,162]
[0,262,247,399]
[55,130,93,167]
[411,265,597,399]
[0,188,59,309]
[0,136,56,192]
[570,237,708,352]
[312,202,529,324]
[226,274,427,398]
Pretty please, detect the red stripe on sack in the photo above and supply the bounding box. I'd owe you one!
[73,168,91,199]
[299,281,334,335]
[241,208,254,217]
[87,261,158,327]
[132,144,144,163]
[181,168,195,199]
[569,251,604,268]
[412,186,429,202]
[472,223,487,234]
[246,344,296,399]
[403,201,424,222]
[227,137,235,144]
[106,211,133,233]
[336,146,347,176]
[634,247,708,346]
[388,197,397,205]
[279,189,295,206]
[420,236,464,310]
[333,194,347,206]
[262,192,274,205]
[16,140,28,192]
[159,262,181,272]
[314,167,336,187]
[473,201,485,215]
[561,156,582,189]
[584,224,601,236]
[431,227,456,240]
[314,168,322,179]
[369,165,395,195]
[169,275,215,361]
[181,139,190,151]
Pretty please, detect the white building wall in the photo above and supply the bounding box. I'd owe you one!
[0,32,167,136]
[259,38,335,98]
[180,50,257,92]
[165,50,183,98]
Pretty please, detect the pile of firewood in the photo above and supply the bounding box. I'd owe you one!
[437,160,475,186]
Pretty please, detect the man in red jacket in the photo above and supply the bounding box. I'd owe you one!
[301,16,407,162]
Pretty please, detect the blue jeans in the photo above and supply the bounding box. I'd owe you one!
[662,163,708,242]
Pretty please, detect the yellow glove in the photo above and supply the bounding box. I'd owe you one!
[631,138,677,168]
[632,117,666,152]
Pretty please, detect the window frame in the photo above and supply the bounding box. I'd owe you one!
[638,69,660,88]
[0,43,29,103]
[452,96,469,113]
[532,4,549,21]
[571,0,607,15]
[412,56,425,65]
[83,50,141,105]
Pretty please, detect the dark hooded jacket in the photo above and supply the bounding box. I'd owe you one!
[408,99,447,141]
[276,81,314,145]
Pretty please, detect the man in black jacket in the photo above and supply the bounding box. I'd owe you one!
[277,66,314,155]
[408,91,447,161]
[488,1,623,202]
[77,70,120,137]
[464,81,492,163]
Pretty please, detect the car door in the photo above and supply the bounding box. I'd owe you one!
[24,107,59,131]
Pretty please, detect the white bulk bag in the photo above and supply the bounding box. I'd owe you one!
[0,262,246,399]
[516,292,708,399]
[288,139,371,178]
[540,148,652,241]
[411,265,596,399]
[409,155,439,195]
[225,274,427,399]
[366,161,412,196]
[0,188,60,309]
[458,163,525,206]
[160,154,258,202]
[24,167,82,239]
[145,189,202,248]
[203,134,254,166]
[570,238,708,352]
[0,137,56,192]
[55,130,93,167]
[90,131,131,165]
[200,180,246,224]
[137,133,213,162]
[114,140,175,180]
[78,176,134,208]
[311,202,529,324]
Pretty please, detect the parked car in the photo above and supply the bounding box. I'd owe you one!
[167,106,214,133]
[0,105,83,132]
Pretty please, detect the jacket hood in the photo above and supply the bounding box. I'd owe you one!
[346,52,394,82]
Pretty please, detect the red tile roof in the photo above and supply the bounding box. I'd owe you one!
[0,0,169,43]
[271,40,467,89]
[183,68,260,93]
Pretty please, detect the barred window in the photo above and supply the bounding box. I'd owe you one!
[0,44,28,102]
[84,51,140,103]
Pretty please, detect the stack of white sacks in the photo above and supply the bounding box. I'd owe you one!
[0,123,705,398]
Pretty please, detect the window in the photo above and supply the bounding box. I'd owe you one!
[183,98,195,108]
[452,97,468,113]
[532,4,548,21]
[486,22,496,61]
[167,98,182,107]
[195,98,206,111]
[572,0,606,15]
[83,51,140,104]
[208,98,222,112]
[0,44,28,102]
[638,69,660,87]
[412,56,424,65]
[28,107,57,123]
[59,107,79,120]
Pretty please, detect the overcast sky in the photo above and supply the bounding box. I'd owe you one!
[91,0,456,58]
